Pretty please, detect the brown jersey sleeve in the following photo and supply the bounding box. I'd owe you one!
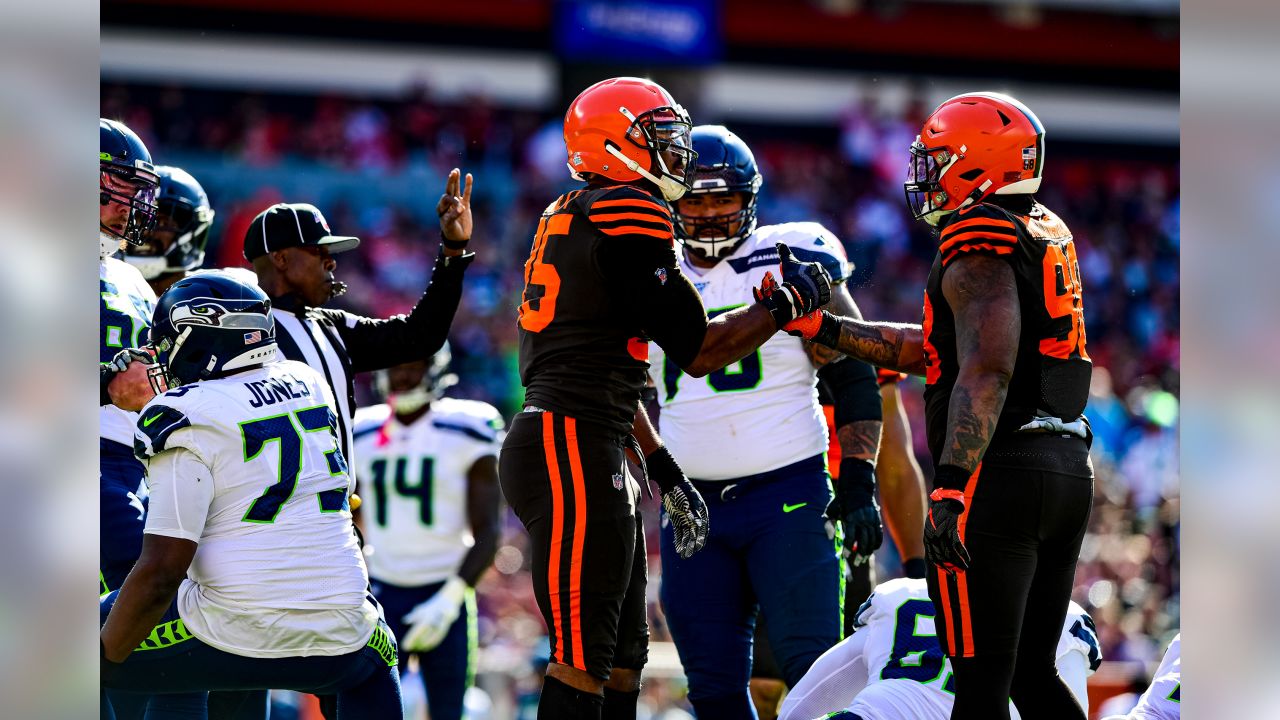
[589,186,708,369]
[937,204,1020,269]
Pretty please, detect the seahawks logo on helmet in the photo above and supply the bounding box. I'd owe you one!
[170,301,229,327]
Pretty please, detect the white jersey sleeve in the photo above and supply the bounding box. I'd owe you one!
[142,447,215,543]
[1127,634,1180,720]
[778,626,868,720]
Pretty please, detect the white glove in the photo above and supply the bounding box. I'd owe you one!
[400,576,468,652]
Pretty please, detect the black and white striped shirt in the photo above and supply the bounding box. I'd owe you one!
[268,250,474,465]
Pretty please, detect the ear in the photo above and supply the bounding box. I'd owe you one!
[269,249,289,271]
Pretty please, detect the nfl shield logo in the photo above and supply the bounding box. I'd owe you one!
[612,472,625,490]
[244,331,262,344]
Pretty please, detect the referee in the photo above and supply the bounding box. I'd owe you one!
[244,168,476,467]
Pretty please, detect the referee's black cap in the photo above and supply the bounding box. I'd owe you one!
[243,202,360,261]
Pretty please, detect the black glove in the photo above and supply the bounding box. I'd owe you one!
[825,457,883,567]
[754,243,833,327]
[646,446,709,559]
[924,464,973,574]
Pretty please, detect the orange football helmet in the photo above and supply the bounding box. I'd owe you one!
[564,77,697,201]
[904,92,1045,225]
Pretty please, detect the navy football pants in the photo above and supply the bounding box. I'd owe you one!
[100,592,402,719]
[371,578,476,720]
[660,454,842,719]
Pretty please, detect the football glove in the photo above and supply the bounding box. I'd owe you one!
[107,347,154,374]
[924,464,973,574]
[401,576,468,652]
[754,243,832,327]
[646,446,709,559]
[824,458,883,567]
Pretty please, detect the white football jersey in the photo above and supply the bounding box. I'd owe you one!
[779,577,1101,720]
[135,359,377,658]
[352,398,504,587]
[648,223,851,480]
[1126,634,1180,720]
[100,256,157,446]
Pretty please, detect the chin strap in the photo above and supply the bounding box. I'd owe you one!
[604,143,688,202]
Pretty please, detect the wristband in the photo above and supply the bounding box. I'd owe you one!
[932,463,972,493]
[838,456,876,496]
[442,237,469,250]
[438,249,476,269]
[812,312,841,348]
[644,445,683,495]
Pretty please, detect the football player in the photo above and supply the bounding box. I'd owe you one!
[125,165,216,296]
[1101,634,1179,720]
[783,92,1095,719]
[504,77,831,720]
[351,347,503,720]
[99,118,161,596]
[777,577,1101,720]
[652,124,886,719]
[100,272,402,716]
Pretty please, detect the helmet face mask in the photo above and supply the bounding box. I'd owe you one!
[375,343,459,415]
[673,125,763,260]
[904,139,959,226]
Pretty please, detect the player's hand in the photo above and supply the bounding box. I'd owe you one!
[824,459,883,567]
[106,349,158,412]
[924,488,972,574]
[436,168,473,253]
[646,446,710,558]
[754,243,832,328]
[401,576,468,652]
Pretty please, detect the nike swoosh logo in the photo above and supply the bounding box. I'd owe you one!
[782,502,808,513]
[142,413,163,427]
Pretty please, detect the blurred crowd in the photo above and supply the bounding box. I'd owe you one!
[103,81,1179,717]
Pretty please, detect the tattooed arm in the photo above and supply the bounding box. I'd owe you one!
[804,281,861,368]
[808,316,927,376]
[937,255,1020,473]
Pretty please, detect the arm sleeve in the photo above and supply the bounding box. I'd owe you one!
[818,354,881,427]
[937,204,1020,269]
[591,188,708,369]
[325,249,475,373]
[142,447,215,542]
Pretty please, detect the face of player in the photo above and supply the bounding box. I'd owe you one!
[100,171,142,239]
[387,360,430,394]
[675,192,746,239]
[277,245,338,307]
[134,210,180,258]
[655,124,694,181]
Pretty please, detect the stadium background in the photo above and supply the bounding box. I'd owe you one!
[101,1,1179,718]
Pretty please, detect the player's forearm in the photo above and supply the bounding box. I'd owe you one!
[820,316,927,376]
[457,536,499,588]
[876,390,926,559]
[461,456,502,587]
[837,420,882,462]
[938,368,1010,473]
[683,303,775,378]
[101,568,182,662]
[630,401,663,456]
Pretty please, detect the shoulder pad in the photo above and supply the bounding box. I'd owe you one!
[353,404,392,442]
[133,403,194,460]
[586,185,674,241]
[764,223,852,283]
[431,400,503,443]
[938,203,1021,269]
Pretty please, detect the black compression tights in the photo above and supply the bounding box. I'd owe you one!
[949,652,1086,720]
